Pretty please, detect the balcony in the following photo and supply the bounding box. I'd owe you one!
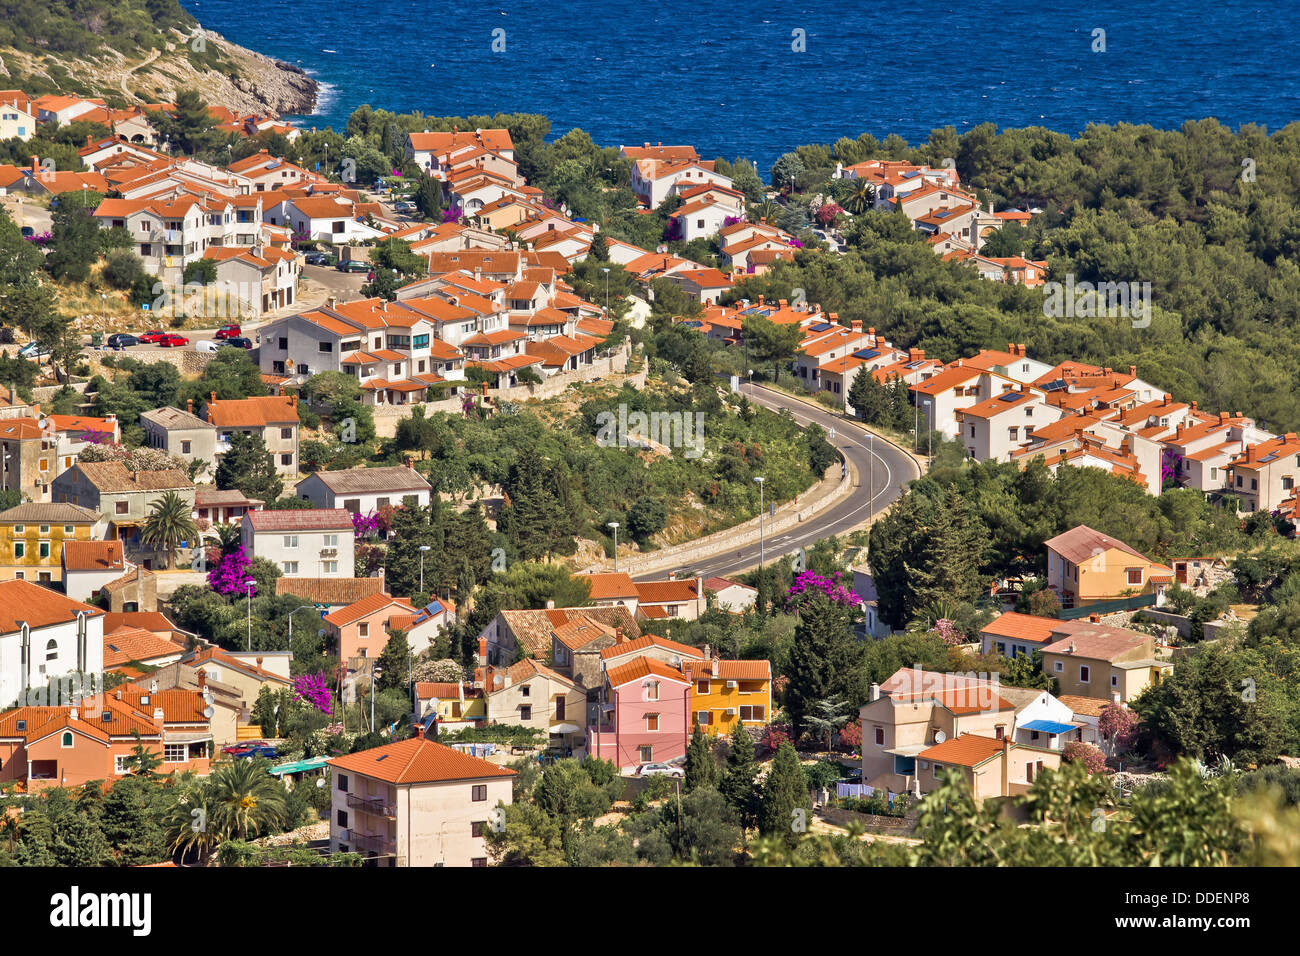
[346,793,395,818]
[345,828,394,854]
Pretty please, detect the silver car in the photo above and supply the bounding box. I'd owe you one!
[635,762,684,778]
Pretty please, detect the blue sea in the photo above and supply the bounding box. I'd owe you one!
[181,0,1299,171]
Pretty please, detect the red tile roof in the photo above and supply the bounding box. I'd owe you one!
[605,655,690,688]
[245,509,354,532]
[327,736,516,784]
[0,580,103,632]
[918,733,1006,767]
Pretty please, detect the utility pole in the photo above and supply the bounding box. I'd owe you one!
[607,521,620,571]
[675,777,683,845]
[753,476,765,573]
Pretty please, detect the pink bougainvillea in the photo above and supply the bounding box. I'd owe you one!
[786,570,859,608]
[208,546,253,597]
[352,510,382,539]
[815,202,843,226]
[1098,702,1138,753]
[1062,741,1107,774]
[928,618,965,646]
[292,672,333,715]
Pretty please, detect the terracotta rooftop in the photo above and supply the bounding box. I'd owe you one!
[327,735,516,785]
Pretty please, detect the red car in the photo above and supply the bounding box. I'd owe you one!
[214,324,242,339]
[137,330,167,344]
[157,334,189,348]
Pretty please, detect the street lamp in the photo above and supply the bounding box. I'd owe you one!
[244,578,256,650]
[607,521,619,572]
[418,545,431,594]
[753,476,765,572]
[288,604,323,644]
[602,267,610,312]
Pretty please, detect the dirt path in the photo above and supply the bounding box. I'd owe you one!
[121,47,162,100]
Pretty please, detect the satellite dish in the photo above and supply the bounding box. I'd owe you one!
[202,705,214,719]
[316,777,326,788]
[933,730,947,744]
[318,629,326,637]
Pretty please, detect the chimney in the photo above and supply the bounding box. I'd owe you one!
[210,391,217,404]
[327,294,337,309]
[545,599,555,610]
[1219,411,1228,424]
[70,706,78,721]
[1176,423,1184,439]
[1191,401,1197,411]
[197,669,206,691]
[869,683,881,702]
[1089,614,1101,623]
[867,327,876,336]
[1001,735,1011,796]
[1129,365,1137,377]
[757,295,764,305]
[153,706,165,730]
[187,399,194,415]
[484,665,495,690]
[413,723,424,739]
[1163,393,1171,406]
[1017,343,1026,356]
[477,636,487,662]
[1007,343,1014,354]
[702,644,711,660]
[255,657,264,671]
[615,628,625,644]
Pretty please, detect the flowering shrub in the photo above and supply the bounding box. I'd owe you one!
[352,510,382,539]
[786,238,804,248]
[1062,741,1107,774]
[928,618,965,646]
[78,442,187,473]
[292,672,333,716]
[759,722,791,755]
[722,215,744,227]
[1098,702,1138,753]
[786,570,859,608]
[24,230,52,246]
[208,546,253,597]
[839,719,862,750]
[815,202,843,226]
[1160,447,1183,490]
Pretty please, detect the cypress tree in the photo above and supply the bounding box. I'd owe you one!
[783,595,865,739]
[759,741,811,848]
[719,726,760,830]
[684,724,719,793]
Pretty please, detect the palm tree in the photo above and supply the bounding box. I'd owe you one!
[209,758,287,842]
[213,522,242,556]
[163,780,219,865]
[141,490,199,570]
[843,179,876,215]
[752,197,779,224]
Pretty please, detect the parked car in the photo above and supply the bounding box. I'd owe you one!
[392,200,416,213]
[18,341,50,359]
[214,324,241,340]
[303,251,333,266]
[106,333,140,350]
[222,741,278,759]
[219,336,253,350]
[19,226,33,238]
[157,334,189,348]
[635,762,685,779]
[137,330,167,344]
[337,260,369,273]
[194,339,218,353]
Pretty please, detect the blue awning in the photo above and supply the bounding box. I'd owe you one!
[1020,720,1075,735]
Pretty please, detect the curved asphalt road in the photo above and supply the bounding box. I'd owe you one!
[632,383,920,581]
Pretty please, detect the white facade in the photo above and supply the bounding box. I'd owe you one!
[242,524,356,578]
[0,608,104,710]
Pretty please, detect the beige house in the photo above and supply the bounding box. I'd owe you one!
[955,387,1054,461]
[202,394,300,476]
[1226,432,1300,513]
[481,658,586,754]
[328,733,515,866]
[50,462,196,568]
[140,404,218,482]
[1040,623,1172,702]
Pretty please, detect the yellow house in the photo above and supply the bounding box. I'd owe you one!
[416,682,486,726]
[0,502,103,584]
[1044,524,1173,609]
[1040,623,1173,702]
[683,658,771,736]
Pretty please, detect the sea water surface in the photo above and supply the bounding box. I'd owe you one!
[181,0,1299,169]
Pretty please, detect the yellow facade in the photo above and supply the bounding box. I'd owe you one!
[688,666,771,737]
[1050,544,1166,606]
[0,519,97,583]
[427,693,486,723]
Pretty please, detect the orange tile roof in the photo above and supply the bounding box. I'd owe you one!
[327,735,516,784]
[980,612,1059,644]
[103,627,184,668]
[206,395,298,428]
[0,580,103,632]
[682,659,772,681]
[578,572,638,600]
[600,634,704,661]
[635,579,700,604]
[919,733,1006,767]
[324,593,413,628]
[605,655,690,688]
[276,577,385,605]
[62,540,126,573]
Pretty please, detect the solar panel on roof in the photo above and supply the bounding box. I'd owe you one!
[997,392,1023,402]
[852,349,881,360]
[809,322,832,332]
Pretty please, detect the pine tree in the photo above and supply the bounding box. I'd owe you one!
[784,596,865,739]
[376,629,411,692]
[847,368,887,423]
[909,486,992,609]
[759,741,810,848]
[684,724,719,793]
[719,726,760,830]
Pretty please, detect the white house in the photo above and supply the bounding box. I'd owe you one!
[0,581,105,709]
[294,466,432,514]
[241,510,356,578]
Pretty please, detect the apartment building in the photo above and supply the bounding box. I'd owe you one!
[202,393,300,476]
[241,509,356,578]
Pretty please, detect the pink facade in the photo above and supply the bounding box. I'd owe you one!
[587,665,692,770]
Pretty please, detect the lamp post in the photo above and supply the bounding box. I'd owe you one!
[288,604,321,645]
[607,521,619,571]
[602,267,610,312]
[753,476,765,573]
[244,578,256,650]
[418,544,431,594]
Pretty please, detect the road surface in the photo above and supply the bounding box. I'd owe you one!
[632,382,919,581]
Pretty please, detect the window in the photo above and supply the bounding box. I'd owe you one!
[284,535,299,548]
[376,498,390,509]
[38,525,48,534]
[1030,730,1040,741]
[164,743,187,762]
[995,726,1005,739]
[281,427,293,439]
[45,638,56,661]
[874,727,884,745]
[1054,660,1064,673]
[413,334,429,348]
[1007,427,1018,441]
[471,785,487,801]
[933,763,943,777]
[645,714,659,731]
[739,705,765,721]
[181,440,192,455]
[343,499,361,513]
[323,561,338,574]
[358,623,369,638]
[1126,568,1143,585]
[61,731,74,748]
[337,773,348,792]
[13,542,23,558]
[115,501,129,515]
[39,541,50,559]
[697,679,709,694]
[114,754,131,774]
[1079,665,1091,683]
[471,858,487,867]
[278,337,289,350]
[695,711,712,726]
[11,525,21,534]
[319,341,333,353]
[644,681,659,701]
[281,454,292,466]
[337,810,348,828]
[282,561,299,574]
[1111,674,1120,688]
[519,705,531,721]
[555,697,565,720]
[996,642,1006,655]
[639,745,653,763]
[471,821,485,838]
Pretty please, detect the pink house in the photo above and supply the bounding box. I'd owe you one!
[324,592,417,668]
[587,656,692,771]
